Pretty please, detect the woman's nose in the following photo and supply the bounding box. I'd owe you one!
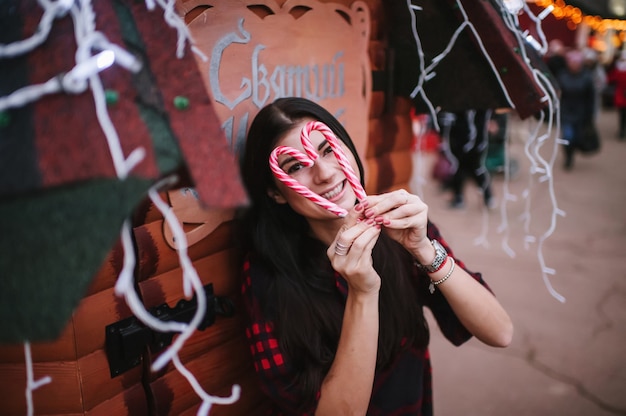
[312,156,337,183]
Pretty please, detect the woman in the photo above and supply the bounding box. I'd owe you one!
[237,97,513,415]
[557,49,596,169]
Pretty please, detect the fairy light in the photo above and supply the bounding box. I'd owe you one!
[113,177,244,413]
[503,0,525,15]
[0,0,72,58]
[406,0,567,302]
[173,354,241,415]
[496,119,518,260]
[1,0,239,413]
[500,1,567,302]
[410,115,429,199]
[535,0,626,32]
[24,342,52,416]
[407,0,517,250]
[525,34,543,51]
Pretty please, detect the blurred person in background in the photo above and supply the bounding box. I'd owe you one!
[546,39,567,78]
[583,47,607,120]
[557,49,596,169]
[608,52,626,141]
[438,109,494,209]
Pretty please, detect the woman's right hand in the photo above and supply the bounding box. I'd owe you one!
[327,206,382,294]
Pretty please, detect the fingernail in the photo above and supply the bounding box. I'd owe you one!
[355,203,363,212]
[365,209,374,217]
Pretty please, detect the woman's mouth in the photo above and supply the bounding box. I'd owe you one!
[321,181,346,202]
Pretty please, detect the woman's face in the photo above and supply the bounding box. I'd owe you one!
[269,118,361,221]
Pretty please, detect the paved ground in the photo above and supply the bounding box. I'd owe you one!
[410,107,626,416]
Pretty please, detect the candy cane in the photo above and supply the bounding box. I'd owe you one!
[301,121,367,201]
[268,121,366,217]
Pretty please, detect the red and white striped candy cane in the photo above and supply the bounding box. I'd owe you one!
[268,121,366,217]
[300,121,366,201]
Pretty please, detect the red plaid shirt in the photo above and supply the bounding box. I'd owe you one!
[241,223,487,415]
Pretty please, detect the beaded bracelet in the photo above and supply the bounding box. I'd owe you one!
[429,257,455,294]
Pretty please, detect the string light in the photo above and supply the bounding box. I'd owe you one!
[504,0,525,15]
[503,1,567,302]
[24,342,52,416]
[407,0,567,302]
[535,0,626,32]
[0,0,238,413]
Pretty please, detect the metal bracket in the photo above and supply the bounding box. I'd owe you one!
[105,283,234,378]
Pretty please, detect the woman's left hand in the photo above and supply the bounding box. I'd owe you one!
[360,189,429,253]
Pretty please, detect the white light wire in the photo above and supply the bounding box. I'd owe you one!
[411,117,427,200]
[406,2,441,130]
[1,0,237,413]
[407,0,517,130]
[24,342,52,416]
[0,0,72,58]
[496,118,518,259]
[498,1,566,302]
[150,0,208,61]
[407,0,566,301]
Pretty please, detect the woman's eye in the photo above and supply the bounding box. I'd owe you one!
[322,145,334,156]
[286,162,304,174]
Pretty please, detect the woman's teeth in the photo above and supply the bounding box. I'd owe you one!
[322,182,344,200]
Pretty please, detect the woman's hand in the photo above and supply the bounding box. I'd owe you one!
[361,189,430,256]
[327,207,382,294]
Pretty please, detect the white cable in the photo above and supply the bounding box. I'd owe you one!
[406,1,441,130]
[147,176,208,371]
[473,206,490,248]
[24,342,52,416]
[406,0,566,301]
[496,115,517,259]
[453,0,516,110]
[0,0,72,58]
[172,355,241,416]
[497,2,567,302]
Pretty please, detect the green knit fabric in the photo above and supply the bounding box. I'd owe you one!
[0,177,152,342]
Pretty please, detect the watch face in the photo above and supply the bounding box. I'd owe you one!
[428,240,447,272]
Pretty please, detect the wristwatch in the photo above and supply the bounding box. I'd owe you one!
[418,239,448,273]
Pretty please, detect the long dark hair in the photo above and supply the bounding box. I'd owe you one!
[238,97,428,408]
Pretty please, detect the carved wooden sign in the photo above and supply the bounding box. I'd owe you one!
[164,0,371,248]
[178,0,371,158]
